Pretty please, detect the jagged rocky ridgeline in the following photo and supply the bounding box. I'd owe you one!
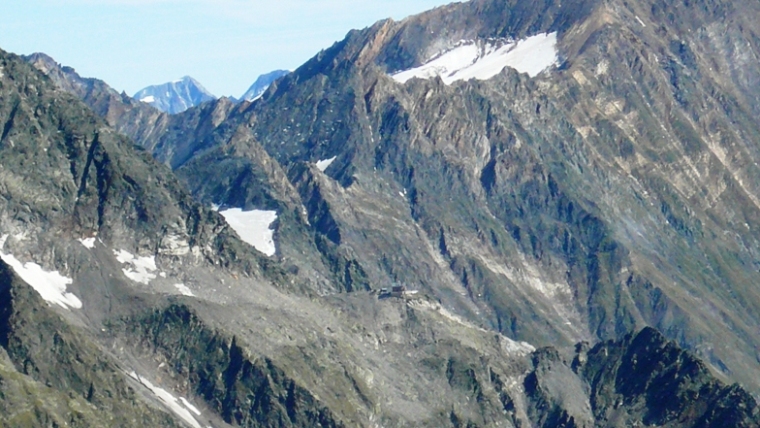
[3,0,760,425]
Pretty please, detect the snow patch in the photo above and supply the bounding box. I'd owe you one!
[0,235,82,309]
[140,95,155,103]
[174,283,195,297]
[392,32,558,85]
[218,209,278,256]
[127,372,202,428]
[595,59,609,77]
[179,397,202,416]
[316,156,336,172]
[78,237,96,249]
[500,335,536,355]
[114,250,158,285]
[635,15,646,27]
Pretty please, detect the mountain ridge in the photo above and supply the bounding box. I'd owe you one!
[4,0,760,425]
[134,76,216,114]
[239,69,290,102]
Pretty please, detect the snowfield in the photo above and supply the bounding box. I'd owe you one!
[174,283,195,297]
[127,372,202,428]
[0,235,82,309]
[392,32,558,84]
[114,249,158,285]
[78,237,96,249]
[218,208,278,256]
[316,156,337,172]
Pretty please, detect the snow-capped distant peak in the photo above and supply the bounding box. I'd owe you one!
[133,76,216,114]
[392,32,558,85]
[240,69,290,102]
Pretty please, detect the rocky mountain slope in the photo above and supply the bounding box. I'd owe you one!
[6,0,760,425]
[134,76,216,114]
[84,0,760,395]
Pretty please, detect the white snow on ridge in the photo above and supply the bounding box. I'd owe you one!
[316,156,337,172]
[393,42,480,84]
[179,397,202,416]
[392,32,558,85]
[139,95,156,103]
[0,235,82,310]
[127,372,202,428]
[219,209,278,256]
[114,250,158,285]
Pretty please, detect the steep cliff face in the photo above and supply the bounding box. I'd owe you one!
[523,328,760,428]
[579,328,760,427]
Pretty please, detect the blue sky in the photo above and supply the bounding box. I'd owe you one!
[1,0,457,98]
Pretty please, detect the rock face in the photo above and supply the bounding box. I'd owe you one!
[134,76,216,114]
[239,70,290,102]
[578,328,760,428]
[5,0,760,426]
[99,0,760,393]
[521,328,760,428]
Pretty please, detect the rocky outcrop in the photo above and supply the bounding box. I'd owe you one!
[522,328,760,427]
[579,328,760,427]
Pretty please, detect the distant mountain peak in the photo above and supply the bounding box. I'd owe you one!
[133,76,215,114]
[239,70,290,102]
